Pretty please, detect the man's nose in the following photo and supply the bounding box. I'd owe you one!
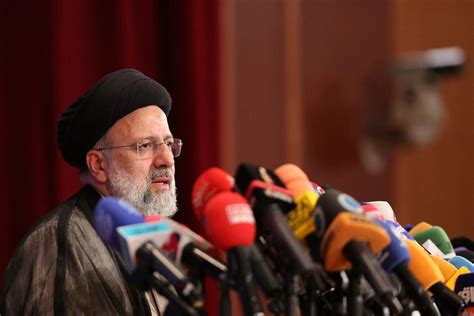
[153,143,175,168]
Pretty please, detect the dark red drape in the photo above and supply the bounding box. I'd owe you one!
[0,2,221,308]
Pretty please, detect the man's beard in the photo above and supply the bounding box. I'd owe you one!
[106,165,178,217]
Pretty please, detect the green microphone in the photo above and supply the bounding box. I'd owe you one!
[413,226,455,259]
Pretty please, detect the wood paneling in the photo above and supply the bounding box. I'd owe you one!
[391,0,474,237]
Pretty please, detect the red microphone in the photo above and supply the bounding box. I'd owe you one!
[192,167,234,222]
[202,191,263,316]
[202,192,256,250]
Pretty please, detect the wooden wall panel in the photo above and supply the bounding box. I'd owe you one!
[220,0,393,203]
[300,1,392,201]
[391,1,474,237]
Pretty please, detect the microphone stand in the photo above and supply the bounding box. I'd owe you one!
[300,275,319,316]
[130,267,201,316]
[284,273,299,316]
[219,278,232,316]
[227,247,264,316]
[347,270,363,316]
[315,272,347,316]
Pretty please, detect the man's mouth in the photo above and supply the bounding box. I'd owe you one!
[151,177,171,190]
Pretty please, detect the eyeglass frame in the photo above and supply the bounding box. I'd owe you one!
[94,138,183,158]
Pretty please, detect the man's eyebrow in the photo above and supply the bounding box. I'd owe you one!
[140,134,174,142]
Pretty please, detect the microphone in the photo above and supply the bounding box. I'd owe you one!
[412,226,456,259]
[274,163,320,240]
[360,203,388,221]
[234,163,334,316]
[431,255,469,289]
[364,201,397,223]
[191,167,284,311]
[455,247,469,253]
[313,189,407,313]
[405,239,465,315]
[409,222,433,236]
[451,236,474,252]
[150,216,230,316]
[449,256,474,273]
[454,272,474,314]
[458,250,474,263]
[361,205,414,241]
[319,211,403,314]
[134,241,201,302]
[93,197,203,310]
[191,167,235,222]
[234,163,321,276]
[372,218,440,315]
[93,197,145,250]
[202,191,264,316]
[147,216,228,281]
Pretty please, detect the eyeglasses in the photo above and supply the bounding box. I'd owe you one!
[95,138,183,159]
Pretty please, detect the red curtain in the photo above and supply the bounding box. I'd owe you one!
[0,2,220,308]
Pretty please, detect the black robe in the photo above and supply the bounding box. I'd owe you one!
[1,185,152,315]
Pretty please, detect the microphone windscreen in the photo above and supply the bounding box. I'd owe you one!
[274,163,309,183]
[454,272,474,308]
[203,191,256,250]
[455,247,469,253]
[362,203,387,221]
[93,197,144,250]
[457,250,474,263]
[431,254,458,281]
[405,239,444,289]
[413,226,455,257]
[373,218,410,272]
[449,256,474,273]
[320,212,390,271]
[409,222,433,236]
[192,167,234,221]
[451,236,474,252]
[274,164,310,195]
[364,201,397,222]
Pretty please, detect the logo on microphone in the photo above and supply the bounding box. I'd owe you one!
[458,286,474,305]
[337,193,362,213]
[226,204,255,225]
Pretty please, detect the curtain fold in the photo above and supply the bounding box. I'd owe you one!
[1,4,220,311]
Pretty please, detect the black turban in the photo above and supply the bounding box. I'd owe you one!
[57,68,172,169]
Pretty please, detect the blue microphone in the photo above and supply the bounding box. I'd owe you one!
[374,218,440,315]
[388,220,415,241]
[449,256,474,273]
[374,219,410,272]
[93,197,145,250]
[93,197,204,311]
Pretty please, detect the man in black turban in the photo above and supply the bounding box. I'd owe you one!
[2,69,182,315]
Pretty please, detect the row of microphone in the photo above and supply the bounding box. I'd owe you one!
[92,162,474,315]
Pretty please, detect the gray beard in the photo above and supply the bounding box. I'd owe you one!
[106,165,178,217]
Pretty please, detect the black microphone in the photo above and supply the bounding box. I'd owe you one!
[234,163,329,292]
[312,189,403,314]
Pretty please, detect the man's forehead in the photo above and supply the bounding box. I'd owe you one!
[107,105,171,140]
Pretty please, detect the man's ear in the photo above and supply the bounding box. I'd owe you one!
[86,150,108,183]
